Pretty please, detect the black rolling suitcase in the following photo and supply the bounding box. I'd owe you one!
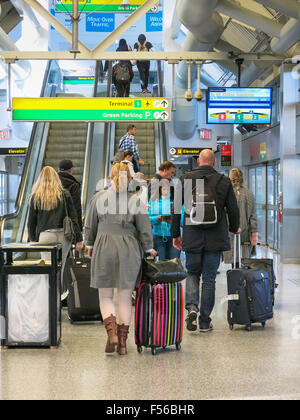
[242,257,278,305]
[227,235,273,331]
[66,255,103,323]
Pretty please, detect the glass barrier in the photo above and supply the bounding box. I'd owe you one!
[0,60,63,245]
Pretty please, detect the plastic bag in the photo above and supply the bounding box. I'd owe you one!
[8,274,49,343]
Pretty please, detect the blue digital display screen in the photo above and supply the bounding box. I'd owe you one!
[207,87,273,124]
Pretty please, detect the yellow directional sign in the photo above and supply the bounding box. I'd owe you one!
[12,97,172,122]
[55,0,159,13]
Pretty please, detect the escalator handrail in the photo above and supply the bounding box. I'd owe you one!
[157,60,168,163]
[102,61,114,181]
[81,60,102,216]
[0,60,56,244]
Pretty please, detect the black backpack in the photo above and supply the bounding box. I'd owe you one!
[114,64,130,83]
[184,172,223,229]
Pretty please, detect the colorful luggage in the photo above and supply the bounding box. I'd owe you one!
[66,256,103,323]
[135,281,184,355]
[227,235,273,331]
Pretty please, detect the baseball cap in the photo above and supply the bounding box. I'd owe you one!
[59,159,73,171]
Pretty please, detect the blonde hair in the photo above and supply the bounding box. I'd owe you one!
[230,168,244,195]
[110,162,131,192]
[30,166,64,211]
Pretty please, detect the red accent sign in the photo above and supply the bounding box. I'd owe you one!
[200,129,212,140]
[221,145,232,156]
[0,130,10,140]
[221,145,232,167]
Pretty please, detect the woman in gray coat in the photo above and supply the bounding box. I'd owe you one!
[85,162,156,355]
[223,168,258,266]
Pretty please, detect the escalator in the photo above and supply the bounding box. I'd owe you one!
[110,61,168,180]
[0,59,168,245]
[44,121,88,184]
[114,122,156,178]
[0,61,103,245]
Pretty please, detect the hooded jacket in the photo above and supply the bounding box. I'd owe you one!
[58,171,83,232]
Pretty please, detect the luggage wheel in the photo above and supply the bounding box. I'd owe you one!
[151,347,157,356]
[176,343,181,351]
[137,345,143,354]
[229,324,234,331]
[245,325,252,332]
[261,322,266,328]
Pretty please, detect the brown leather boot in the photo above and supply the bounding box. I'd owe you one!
[117,324,130,355]
[104,314,118,353]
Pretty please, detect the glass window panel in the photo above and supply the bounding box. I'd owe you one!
[267,165,274,206]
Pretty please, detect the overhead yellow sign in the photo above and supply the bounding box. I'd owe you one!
[55,0,158,13]
[12,97,171,122]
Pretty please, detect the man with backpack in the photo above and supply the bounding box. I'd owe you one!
[112,61,134,97]
[134,34,154,94]
[171,149,240,333]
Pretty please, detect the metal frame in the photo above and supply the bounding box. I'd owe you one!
[0,244,62,349]
[0,51,285,63]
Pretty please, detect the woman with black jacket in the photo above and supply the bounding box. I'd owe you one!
[28,166,83,296]
[112,39,134,97]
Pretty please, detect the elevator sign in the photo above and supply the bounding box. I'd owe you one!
[12,98,172,122]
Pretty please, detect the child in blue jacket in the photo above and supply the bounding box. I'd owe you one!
[148,187,182,260]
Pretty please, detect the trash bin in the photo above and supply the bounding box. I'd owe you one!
[0,243,62,349]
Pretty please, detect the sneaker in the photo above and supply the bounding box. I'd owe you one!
[142,89,147,94]
[199,322,214,333]
[185,309,197,331]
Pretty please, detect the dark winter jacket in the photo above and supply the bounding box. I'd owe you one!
[58,171,83,232]
[27,190,82,243]
[171,166,240,253]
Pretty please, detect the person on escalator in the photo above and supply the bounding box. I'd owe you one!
[134,34,154,94]
[58,159,83,233]
[118,124,145,173]
[112,39,134,98]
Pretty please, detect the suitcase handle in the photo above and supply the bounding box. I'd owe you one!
[233,234,242,269]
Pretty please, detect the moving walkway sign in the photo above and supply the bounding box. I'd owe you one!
[12,98,172,122]
[55,0,159,13]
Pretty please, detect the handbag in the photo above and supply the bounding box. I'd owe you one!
[142,258,187,284]
[62,193,75,242]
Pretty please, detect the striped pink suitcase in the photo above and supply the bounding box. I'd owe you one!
[135,281,183,355]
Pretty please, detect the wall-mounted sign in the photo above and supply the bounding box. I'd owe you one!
[169,148,206,156]
[63,76,95,85]
[0,148,28,155]
[260,142,267,160]
[221,145,232,167]
[86,13,115,31]
[199,129,212,140]
[55,0,159,13]
[12,97,172,122]
[0,130,10,140]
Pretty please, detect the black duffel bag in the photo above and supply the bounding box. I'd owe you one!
[142,258,187,284]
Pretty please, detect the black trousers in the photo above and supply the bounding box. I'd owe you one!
[137,61,150,90]
[115,81,130,97]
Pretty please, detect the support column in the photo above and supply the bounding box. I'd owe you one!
[280,64,300,263]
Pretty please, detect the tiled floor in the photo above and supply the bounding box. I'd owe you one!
[1,248,300,400]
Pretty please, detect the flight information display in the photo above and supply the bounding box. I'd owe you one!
[207,87,273,124]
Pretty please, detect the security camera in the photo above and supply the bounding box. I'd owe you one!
[185,89,193,102]
[194,89,203,101]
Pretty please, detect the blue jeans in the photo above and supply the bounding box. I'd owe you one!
[153,235,180,260]
[185,251,221,325]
